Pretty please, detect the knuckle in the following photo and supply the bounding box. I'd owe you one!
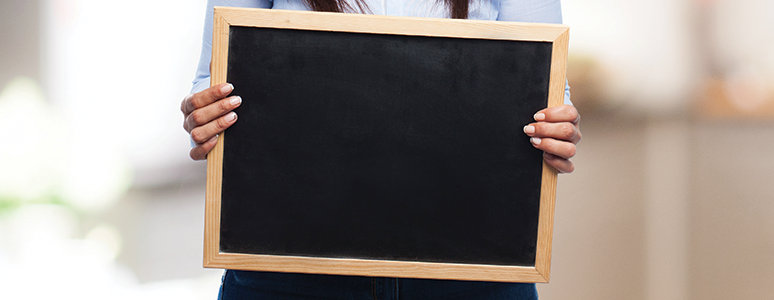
[219,98,232,111]
[535,122,549,135]
[212,84,227,98]
[567,106,580,122]
[189,93,203,109]
[566,144,577,158]
[190,111,207,125]
[216,116,230,130]
[566,104,578,115]
[181,94,194,112]
[211,84,223,96]
[189,148,200,160]
[191,147,206,160]
[561,105,575,118]
[560,123,575,139]
[562,161,575,173]
[190,129,207,144]
[530,123,542,135]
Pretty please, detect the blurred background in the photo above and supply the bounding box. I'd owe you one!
[0,0,772,299]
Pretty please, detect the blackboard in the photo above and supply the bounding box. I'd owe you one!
[205,8,569,283]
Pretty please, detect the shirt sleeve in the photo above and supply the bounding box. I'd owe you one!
[496,0,572,105]
[192,0,273,94]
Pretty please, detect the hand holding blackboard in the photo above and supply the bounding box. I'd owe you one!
[204,8,570,283]
[181,83,241,160]
[524,105,582,173]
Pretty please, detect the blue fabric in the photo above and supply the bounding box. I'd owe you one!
[192,0,571,104]
[219,270,538,300]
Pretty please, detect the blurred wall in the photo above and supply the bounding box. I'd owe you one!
[535,114,774,300]
[0,1,40,87]
[689,120,774,299]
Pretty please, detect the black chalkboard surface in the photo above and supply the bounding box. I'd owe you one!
[205,8,569,283]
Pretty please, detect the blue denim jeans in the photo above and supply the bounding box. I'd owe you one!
[218,270,538,299]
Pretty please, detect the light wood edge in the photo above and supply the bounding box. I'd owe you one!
[533,28,570,281]
[204,7,568,283]
[204,11,229,269]
[214,7,568,42]
[207,252,548,283]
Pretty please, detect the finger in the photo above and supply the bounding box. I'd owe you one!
[543,152,575,174]
[523,122,581,144]
[181,83,234,115]
[529,136,576,159]
[184,95,242,132]
[533,104,580,125]
[180,93,194,115]
[189,135,219,160]
[189,112,238,144]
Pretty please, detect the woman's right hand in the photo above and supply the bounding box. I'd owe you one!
[181,83,241,160]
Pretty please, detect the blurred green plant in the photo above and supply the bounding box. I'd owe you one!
[0,77,131,216]
[0,195,71,215]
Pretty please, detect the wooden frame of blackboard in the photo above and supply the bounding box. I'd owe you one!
[205,7,569,283]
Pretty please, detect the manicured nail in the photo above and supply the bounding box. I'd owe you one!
[230,96,242,106]
[226,112,237,121]
[534,113,545,121]
[220,83,234,94]
[530,137,542,145]
[523,125,535,134]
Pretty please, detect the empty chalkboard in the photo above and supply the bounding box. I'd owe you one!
[205,8,569,283]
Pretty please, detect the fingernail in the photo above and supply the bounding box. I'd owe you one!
[534,113,545,121]
[530,137,542,145]
[226,112,237,121]
[220,83,234,94]
[523,125,535,134]
[230,96,242,106]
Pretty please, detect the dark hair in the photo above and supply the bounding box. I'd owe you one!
[303,0,470,19]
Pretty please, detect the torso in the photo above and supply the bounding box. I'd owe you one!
[270,0,500,20]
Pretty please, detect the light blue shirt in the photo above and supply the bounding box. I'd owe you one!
[193,0,571,104]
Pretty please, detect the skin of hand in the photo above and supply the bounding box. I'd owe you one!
[523,104,582,174]
[181,83,241,160]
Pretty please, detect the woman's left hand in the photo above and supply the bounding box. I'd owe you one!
[523,105,581,174]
